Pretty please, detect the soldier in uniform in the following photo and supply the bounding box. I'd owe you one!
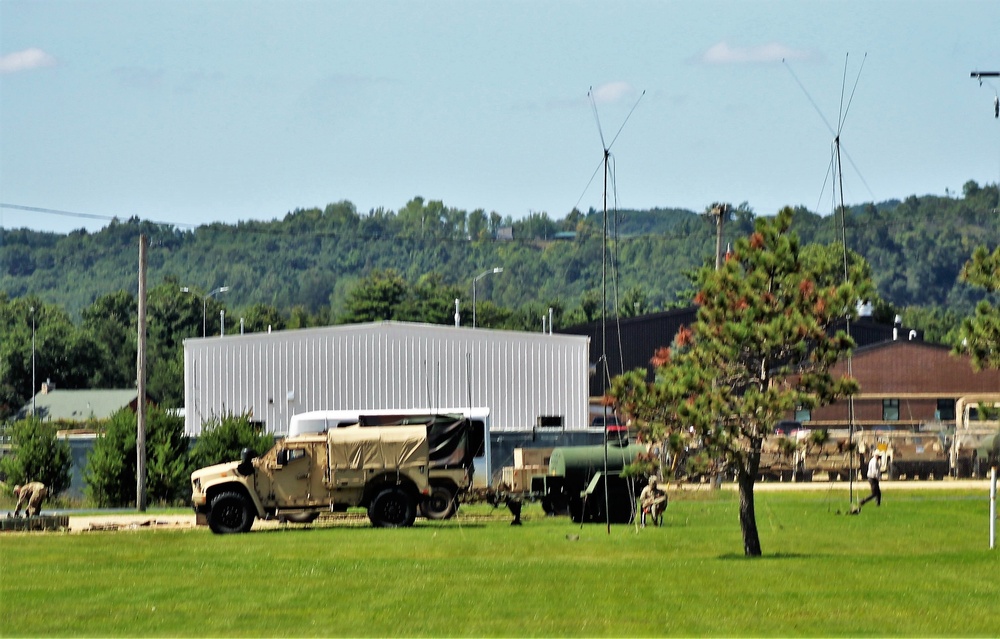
[13,481,48,517]
[639,475,668,527]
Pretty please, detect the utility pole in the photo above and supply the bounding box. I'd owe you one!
[136,234,148,512]
[30,306,36,416]
[706,203,730,270]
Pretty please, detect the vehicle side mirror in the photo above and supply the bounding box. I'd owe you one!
[276,449,288,466]
[237,448,254,476]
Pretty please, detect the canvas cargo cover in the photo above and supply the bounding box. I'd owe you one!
[328,425,429,471]
[357,413,472,469]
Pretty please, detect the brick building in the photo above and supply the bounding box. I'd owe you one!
[802,340,1000,430]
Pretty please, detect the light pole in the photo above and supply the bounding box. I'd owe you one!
[182,286,230,337]
[472,267,503,328]
[30,306,36,416]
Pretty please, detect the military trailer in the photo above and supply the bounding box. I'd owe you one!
[535,442,648,523]
[757,436,799,482]
[881,431,949,480]
[191,424,433,533]
[795,431,858,482]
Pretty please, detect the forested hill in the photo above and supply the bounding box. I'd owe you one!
[2,183,998,325]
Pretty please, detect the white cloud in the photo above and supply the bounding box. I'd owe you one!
[696,41,815,65]
[0,48,57,74]
[591,81,635,105]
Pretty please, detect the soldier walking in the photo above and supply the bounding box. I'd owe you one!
[858,451,882,510]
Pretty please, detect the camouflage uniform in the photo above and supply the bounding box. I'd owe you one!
[13,481,47,517]
[639,476,667,527]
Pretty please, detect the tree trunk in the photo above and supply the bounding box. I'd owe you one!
[738,444,762,557]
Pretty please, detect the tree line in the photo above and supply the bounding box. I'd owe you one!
[1,183,998,419]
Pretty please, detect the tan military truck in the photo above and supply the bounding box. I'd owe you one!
[191,424,432,533]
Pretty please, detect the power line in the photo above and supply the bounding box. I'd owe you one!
[0,202,198,229]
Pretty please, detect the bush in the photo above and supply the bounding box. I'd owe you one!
[0,418,72,496]
[84,406,189,507]
[189,412,274,470]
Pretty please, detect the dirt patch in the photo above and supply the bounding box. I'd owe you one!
[69,514,197,532]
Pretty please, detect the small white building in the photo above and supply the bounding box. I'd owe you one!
[183,321,590,438]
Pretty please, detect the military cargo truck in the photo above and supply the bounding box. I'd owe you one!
[191,424,432,533]
[951,396,1000,478]
[287,410,482,519]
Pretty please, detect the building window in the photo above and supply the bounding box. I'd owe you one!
[882,399,900,421]
[936,399,955,422]
[794,407,811,422]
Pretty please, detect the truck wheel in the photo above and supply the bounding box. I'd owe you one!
[419,486,456,520]
[368,488,416,528]
[208,491,255,534]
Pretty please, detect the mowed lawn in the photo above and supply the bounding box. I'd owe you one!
[2,488,997,637]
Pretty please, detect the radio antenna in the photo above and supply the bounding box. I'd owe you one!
[786,53,867,510]
[583,86,644,535]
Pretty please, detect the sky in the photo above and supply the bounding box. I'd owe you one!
[2,0,999,234]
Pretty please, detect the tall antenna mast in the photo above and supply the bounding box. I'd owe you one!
[586,86,643,533]
[786,53,866,507]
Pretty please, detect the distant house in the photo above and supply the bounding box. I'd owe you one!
[18,385,141,423]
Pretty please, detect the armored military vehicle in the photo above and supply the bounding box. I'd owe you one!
[191,424,432,533]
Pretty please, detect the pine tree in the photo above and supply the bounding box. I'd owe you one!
[623,208,860,556]
[956,245,1000,371]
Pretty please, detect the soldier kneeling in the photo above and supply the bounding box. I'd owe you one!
[13,481,48,518]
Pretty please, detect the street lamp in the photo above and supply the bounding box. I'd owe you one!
[472,267,503,328]
[30,306,36,416]
[182,286,230,337]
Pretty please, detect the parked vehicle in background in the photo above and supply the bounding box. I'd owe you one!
[883,432,949,480]
[191,424,432,533]
[795,429,858,482]
[951,395,1000,478]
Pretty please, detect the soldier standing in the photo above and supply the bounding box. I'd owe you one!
[13,481,48,517]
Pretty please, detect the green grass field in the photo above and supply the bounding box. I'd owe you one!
[2,488,997,637]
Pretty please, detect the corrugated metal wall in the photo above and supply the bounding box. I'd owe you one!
[184,321,590,436]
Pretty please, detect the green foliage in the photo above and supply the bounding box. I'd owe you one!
[84,410,133,507]
[955,244,1000,370]
[1,186,997,414]
[84,406,190,507]
[0,418,72,495]
[188,412,274,470]
[614,208,862,556]
[145,409,190,506]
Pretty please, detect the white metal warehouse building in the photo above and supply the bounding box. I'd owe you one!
[183,321,591,438]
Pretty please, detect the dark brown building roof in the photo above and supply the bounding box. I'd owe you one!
[835,339,1000,397]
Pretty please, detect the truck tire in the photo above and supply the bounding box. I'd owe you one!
[419,485,456,520]
[368,488,417,528]
[208,491,255,534]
